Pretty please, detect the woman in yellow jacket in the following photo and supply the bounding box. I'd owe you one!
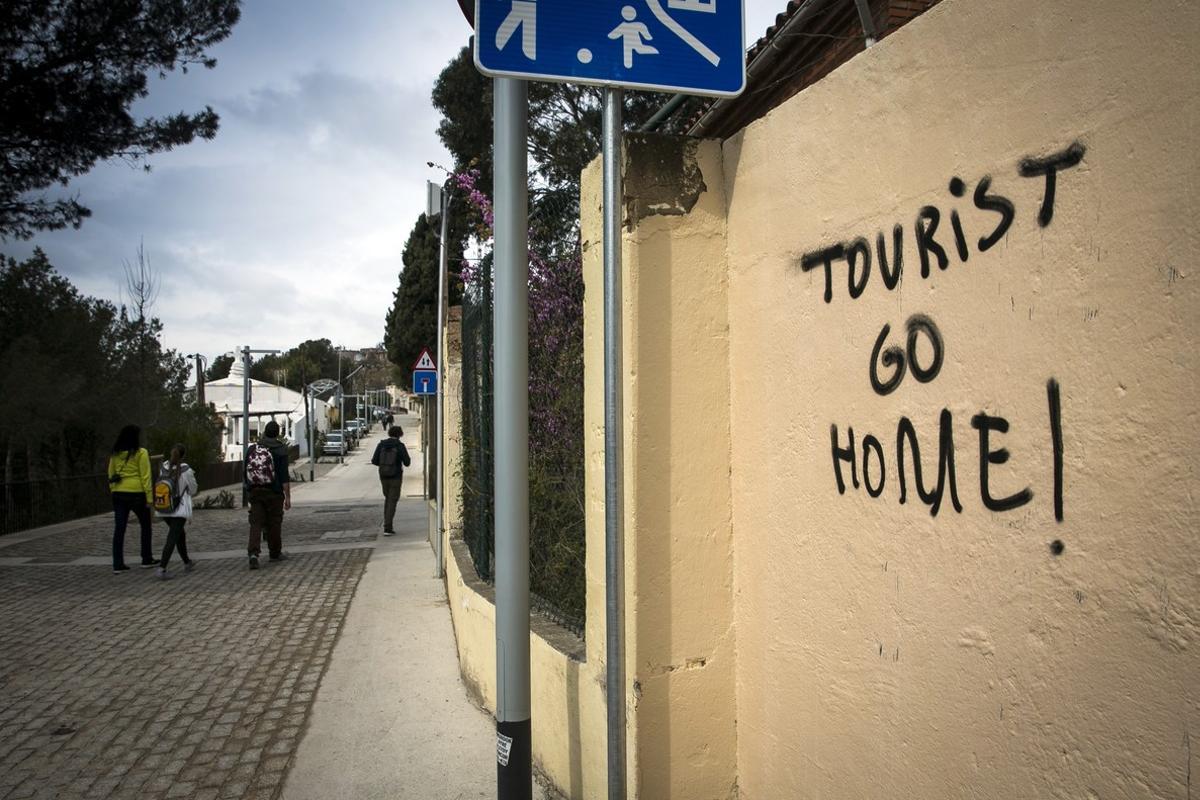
[108,424,156,573]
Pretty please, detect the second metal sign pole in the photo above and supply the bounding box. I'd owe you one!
[494,74,532,800]
[436,185,451,580]
[603,86,627,800]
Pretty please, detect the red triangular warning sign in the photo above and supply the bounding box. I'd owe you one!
[412,348,436,371]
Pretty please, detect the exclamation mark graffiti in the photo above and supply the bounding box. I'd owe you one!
[1047,378,1064,522]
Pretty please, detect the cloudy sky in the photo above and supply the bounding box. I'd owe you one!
[8,0,785,380]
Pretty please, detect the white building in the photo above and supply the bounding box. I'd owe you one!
[205,358,332,461]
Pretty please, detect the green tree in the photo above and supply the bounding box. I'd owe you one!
[0,249,216,483]
[384,214,440,388]
[431,48,494,192]
[0,0,241,240]
[205,353,234,382]
[0,248,116,479]
[247,337,341,390]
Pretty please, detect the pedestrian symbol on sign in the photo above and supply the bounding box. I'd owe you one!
[608,6,658,69]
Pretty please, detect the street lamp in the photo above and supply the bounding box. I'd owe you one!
[188,354,208,407]
[429,179,454,581]
[306,378,339,481]
[337,357,365,465]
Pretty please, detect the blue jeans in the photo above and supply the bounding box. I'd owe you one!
[112,492,153,567]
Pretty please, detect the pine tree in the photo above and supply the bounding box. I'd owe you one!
[0,0,241,239]
[384,214,441,389]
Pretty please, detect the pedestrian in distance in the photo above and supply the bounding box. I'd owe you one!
[245,420,291,570]
[108,424,157,573]
[153,443,198,580]
[370,425,411,535]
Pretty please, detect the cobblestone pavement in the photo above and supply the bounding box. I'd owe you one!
[0,497,384,800]
[0,496,381,563]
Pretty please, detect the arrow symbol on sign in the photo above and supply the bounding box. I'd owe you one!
[495,0,537,60]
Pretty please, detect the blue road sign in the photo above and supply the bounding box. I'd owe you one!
[475,0,745,97]
[413,370,438,396]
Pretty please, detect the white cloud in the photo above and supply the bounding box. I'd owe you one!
[6,0,791,375]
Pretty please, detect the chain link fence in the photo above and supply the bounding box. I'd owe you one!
[461,252,495,583]
[457,188,587,637]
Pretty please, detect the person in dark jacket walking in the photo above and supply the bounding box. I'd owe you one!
[245,420,291,570]
[370,425,411,535]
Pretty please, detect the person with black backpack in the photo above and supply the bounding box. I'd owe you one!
[153,443,198,580]
[244,420,291,570]
[370,425,411,535]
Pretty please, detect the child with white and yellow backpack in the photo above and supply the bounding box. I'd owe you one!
[153,443,198,579]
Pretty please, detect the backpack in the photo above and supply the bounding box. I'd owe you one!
[379,444,401,478]
[246,443,276,487]
[153,473,180,513]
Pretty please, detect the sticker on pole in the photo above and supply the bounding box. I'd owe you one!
[474,0,746,97]
[497,731,514,766]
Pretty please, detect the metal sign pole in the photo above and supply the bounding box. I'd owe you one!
[602,87,627,800]
[436,189,452,580]
[241,345,250,508]
[307,386,314,482]
[423,395,430,498]
[494,75,531,800]
[337,348,344,464]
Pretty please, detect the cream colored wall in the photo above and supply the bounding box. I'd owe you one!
[581,137,739,799]
[444,546,498,706]
[444,524,610,798]
[724,0,1200,797]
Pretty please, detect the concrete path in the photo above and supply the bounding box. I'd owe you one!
[282,426,494,800]
[0,412,496,800]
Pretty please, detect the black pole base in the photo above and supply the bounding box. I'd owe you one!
[497,718,531,799]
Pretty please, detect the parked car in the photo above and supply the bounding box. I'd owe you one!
[346,420,366,440]
[323,433,347,456]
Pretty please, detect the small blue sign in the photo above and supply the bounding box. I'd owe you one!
[475,0,745,97]
[413,369,438,396]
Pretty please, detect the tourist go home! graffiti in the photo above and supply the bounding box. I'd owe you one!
[799,141,1085,522]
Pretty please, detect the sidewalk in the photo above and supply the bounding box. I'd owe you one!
[0,413,497,800]
[282,424,495,800]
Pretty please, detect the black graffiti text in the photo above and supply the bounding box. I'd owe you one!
[829,379,1064,519]
[799,142,1085,303]
[869,314,944,396]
